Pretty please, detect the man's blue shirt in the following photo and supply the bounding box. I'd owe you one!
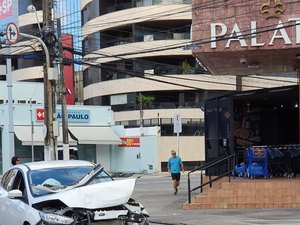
[168,156,182,173]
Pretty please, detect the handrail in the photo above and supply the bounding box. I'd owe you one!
[187,153,236,203]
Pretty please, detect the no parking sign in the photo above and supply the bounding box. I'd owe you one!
[5,22,18,44]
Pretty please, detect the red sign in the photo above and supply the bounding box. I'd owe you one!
[36,108,44,121]
[62,34,75,105]
[119,138,140,147]
[0,0,13,21]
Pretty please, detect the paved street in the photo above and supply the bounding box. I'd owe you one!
[131,173,300,225]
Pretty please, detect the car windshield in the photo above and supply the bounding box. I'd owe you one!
[29,166,113,197]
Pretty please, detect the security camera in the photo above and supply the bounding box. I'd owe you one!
[240,56,247,65]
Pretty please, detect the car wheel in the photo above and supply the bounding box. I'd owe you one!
[24,222,31,225]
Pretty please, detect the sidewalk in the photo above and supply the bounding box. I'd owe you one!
[132,174,300,225]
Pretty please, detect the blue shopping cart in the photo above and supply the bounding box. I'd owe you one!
[245,147,268,178]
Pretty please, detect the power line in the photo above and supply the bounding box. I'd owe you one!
[83,60,295,93]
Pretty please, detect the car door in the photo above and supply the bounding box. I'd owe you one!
[0,169,39,225]
[0,169,20,225]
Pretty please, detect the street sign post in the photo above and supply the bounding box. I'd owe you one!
[174,114,182,155]
[174,114,182,134]
[1,0,19,174]
[6,22,18,44]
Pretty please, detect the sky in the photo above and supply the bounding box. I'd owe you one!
[55,0,82,70]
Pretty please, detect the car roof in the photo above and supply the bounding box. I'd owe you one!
[22,160,95,171]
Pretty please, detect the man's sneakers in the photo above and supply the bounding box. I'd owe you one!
[174,188,178,195]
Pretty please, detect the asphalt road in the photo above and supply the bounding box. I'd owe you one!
[131,173,300,225]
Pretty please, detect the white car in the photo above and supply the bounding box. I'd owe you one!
[0,160,149,225]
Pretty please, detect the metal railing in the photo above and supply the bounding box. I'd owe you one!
[187,153,236,203]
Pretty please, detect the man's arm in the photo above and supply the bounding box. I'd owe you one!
[181,162,185,172]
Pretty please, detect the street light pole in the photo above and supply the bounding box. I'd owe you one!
[19,32,54,160]
[6,41,15,170]
[27,4,42,36]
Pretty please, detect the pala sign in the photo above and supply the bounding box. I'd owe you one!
[210,18,300,49]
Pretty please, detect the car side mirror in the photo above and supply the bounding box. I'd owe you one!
[8,189,23,199]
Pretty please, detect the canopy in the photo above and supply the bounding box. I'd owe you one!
[68,126,122,145]
[14,125,122,146]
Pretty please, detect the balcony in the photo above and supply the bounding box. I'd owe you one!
[103,0,191,15]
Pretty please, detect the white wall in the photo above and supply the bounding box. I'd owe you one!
[158,136,205,171]
[110,127,159,173]
[0,103,117,173]
[0,81,44,104]
[96,145,110,170]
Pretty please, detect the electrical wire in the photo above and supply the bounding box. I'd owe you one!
[1,0,298,92]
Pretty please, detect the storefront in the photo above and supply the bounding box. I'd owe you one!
[0,104,122,174]
[205,85,299,174]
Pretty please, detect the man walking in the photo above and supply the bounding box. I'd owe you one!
[168,150,184,195]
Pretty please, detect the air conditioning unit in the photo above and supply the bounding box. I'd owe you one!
[144,69,154,76]
[144,34,153,42]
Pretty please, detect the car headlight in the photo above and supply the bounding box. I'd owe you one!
[39,211,74,225]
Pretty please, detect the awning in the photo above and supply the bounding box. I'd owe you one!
[14,126,122,146]
[68,126,122,145]
[14,126,78,146]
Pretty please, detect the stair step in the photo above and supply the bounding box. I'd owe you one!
[184,178,300,209]
[194,195,300,203]
[183,202,300,209]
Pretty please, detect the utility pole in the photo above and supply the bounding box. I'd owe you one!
[43,0,55,160]
[139,93,144,136]
[57,18,70,160]
[297,68,300,144]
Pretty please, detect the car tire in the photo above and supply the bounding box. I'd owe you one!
[24,222,31,225]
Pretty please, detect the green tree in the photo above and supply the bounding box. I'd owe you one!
[182,60,192,74]
[137,94,155,109]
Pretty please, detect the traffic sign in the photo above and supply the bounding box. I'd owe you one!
[6,22,18,44]
[174,114,182,133]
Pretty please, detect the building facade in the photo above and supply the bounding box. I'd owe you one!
[192,0,300,171]
[80,0,297,171]
[192,0,300,77]
[0,1,297,174]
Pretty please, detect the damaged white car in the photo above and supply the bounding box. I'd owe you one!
[0,160,149,225]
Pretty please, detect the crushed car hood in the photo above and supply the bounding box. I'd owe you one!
[32,178,136,209]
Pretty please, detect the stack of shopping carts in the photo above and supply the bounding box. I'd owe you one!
[235,145,300,179]
[269,145,295,178]
[245,147,268,178]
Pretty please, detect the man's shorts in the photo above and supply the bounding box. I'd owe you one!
[171,173,181,181]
